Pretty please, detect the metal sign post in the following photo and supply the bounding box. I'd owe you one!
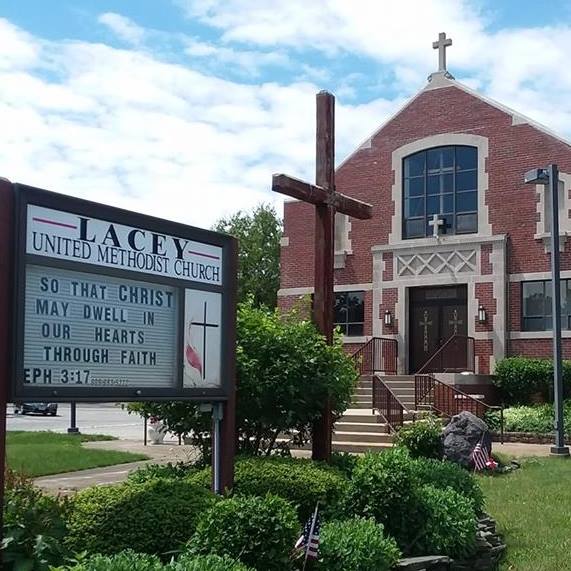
[0,179,15,536]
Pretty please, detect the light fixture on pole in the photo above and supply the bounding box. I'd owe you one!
[477,305,487,324]
[524,164,569,456]
[384,310,393,327]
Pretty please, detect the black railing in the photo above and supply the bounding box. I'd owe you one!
[416,334,475,374]
[352,337,398,376]
[415,374,504,443]
[373,374,404,433]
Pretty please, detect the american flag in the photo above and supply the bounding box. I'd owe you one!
[472,432,492,471]
[295,506,320,560]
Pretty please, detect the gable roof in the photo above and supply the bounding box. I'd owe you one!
[338,72,571,170]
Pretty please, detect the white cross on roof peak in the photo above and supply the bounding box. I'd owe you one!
[433,32,452,72]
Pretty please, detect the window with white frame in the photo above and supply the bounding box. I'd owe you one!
[403,146,478,239]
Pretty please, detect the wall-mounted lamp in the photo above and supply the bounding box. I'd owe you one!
[477,305,487,324]
[384,310,393,327]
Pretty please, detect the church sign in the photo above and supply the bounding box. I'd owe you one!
[11,184,237,402]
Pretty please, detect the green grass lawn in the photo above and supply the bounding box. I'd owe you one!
[6,431,148,477]
[480,457,571,570]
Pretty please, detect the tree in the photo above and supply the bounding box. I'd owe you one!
[129,301,357,457]
[212,204,282,309]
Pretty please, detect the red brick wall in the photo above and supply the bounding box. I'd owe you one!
[510,339,571,359]
[508,282,522,331]
[475,282,496,333]
[475,339,494,374]
[380,287,399,336]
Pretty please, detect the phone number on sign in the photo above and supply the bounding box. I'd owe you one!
[59,370,129,387]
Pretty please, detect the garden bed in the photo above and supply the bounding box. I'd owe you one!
[3,419,502,571]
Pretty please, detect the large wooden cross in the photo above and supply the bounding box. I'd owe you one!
[272,91,373,461]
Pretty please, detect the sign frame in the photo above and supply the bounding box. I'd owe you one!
[11,183,238,403]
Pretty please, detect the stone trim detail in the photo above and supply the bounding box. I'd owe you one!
[277,283,373,297]
[534,171,571,252]
[396,249,477,277]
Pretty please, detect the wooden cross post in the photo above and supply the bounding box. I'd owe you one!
[272,91,373,460]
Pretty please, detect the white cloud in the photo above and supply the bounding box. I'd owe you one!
[184,37,290,76]
[6,1,571,235]
[98,12,146,45]
[176,0,571,141]
[178,0,485,68]
[0,17,400,229]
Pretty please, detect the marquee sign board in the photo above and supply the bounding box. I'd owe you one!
[11,184,237,402]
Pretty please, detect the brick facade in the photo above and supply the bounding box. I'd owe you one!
[279,73,571,374]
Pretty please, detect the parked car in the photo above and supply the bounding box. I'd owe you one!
[14,402,58,416]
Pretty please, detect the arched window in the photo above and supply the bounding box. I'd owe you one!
[403,146,478,238]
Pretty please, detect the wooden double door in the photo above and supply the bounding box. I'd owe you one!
[409,285,468,373]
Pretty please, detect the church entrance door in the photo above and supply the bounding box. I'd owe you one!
[409,285,467,373]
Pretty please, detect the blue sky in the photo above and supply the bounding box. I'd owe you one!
[2,0,571,227]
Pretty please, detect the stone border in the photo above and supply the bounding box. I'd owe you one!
[491,431,555,444]
[397,514,505,571]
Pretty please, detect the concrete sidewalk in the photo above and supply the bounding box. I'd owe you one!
[33,438,554,494]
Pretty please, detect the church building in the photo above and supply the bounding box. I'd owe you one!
[278,33,571,388]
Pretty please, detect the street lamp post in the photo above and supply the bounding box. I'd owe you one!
[525,165,569,456]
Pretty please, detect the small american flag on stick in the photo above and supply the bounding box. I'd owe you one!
[472,432,493,471]
[295,504,320,566]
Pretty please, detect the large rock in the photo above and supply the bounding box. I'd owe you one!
[442,411,489,469]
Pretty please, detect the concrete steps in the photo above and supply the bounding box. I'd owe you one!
[332,407,393,453]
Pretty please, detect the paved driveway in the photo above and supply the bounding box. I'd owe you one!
[6,402,169,442]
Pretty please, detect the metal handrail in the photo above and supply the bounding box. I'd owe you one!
[415,373,504,443]
[373,374,405,433]
[415,334,475,375]
[351,337,398,376]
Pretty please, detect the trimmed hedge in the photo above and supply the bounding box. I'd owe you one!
[65,479,217,556]
[188,456,348,521]
[319,518,401,571]
[394,416,443,459]
[56,551,253,570]
[493,357,571,404]
[411,458,485,514]
[412,485,477,559]
[485,402,571,436]
[127,462,198,484]
[346,448,422,548]
[188,494,298,571]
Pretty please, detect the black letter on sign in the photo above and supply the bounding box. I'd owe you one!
[128,229,145,251]
[152,233,166,256]
[102,224,120,247]
[79,218,96,242]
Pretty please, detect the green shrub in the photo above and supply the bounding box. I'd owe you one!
[188,494,298,571]
[412,485,477,559]
[493,357,571,404]
[170,553,253,571]
[55,550,163,571]
[189,456,348,521]
[319,517,401,571]
[411,458,485,513]
[128,462,197,484]
[394,416,443,459]
[2,471,68,571]
[346,448,421,548]
[328,451,358,477]
[65,479,217,556]
[57,551,253,571]
[485,401,571,435]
